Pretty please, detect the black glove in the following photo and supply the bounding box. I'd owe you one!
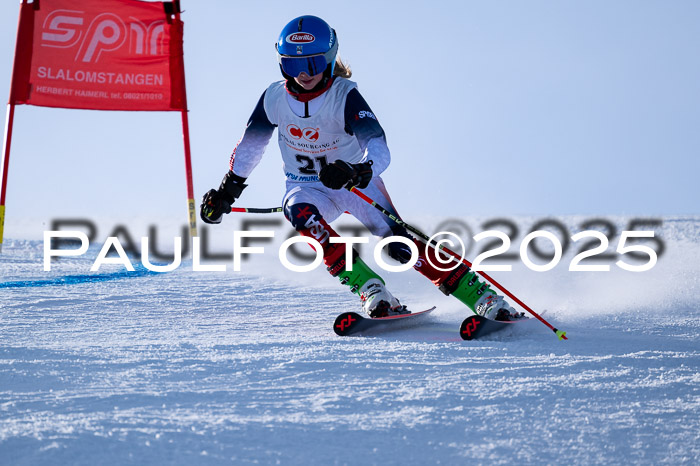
[200,171,247,224]
[319,160,372,190]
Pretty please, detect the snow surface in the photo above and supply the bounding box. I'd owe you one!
[1,216,698,465]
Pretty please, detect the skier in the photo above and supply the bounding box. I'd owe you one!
[201,15,519,320]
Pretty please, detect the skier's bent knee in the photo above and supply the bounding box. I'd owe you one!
[284,202,323,231]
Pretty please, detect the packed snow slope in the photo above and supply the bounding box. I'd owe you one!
[0,216,698,465]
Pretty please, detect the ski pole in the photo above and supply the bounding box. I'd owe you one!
[347,186,568,341]
[230,206,283,214]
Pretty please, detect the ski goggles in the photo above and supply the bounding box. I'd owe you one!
[279,53,329,77]
[277,39,338,77]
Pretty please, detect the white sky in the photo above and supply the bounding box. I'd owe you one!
[1,0,699,231]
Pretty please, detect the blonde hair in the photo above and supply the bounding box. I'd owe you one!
[333,56,352,78]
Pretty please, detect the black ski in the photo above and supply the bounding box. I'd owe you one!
[334,307,436,336]
[459,314,529,340]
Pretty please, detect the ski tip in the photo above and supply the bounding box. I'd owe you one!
[459,315,485,341]
[555,329,567,340]
[333,312,362,336]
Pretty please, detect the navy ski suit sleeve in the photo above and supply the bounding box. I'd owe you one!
[229,91,277,178]
[343,88,392,175]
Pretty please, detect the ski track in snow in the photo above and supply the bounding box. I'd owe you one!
[0,218,699,465]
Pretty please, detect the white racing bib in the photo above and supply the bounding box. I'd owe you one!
[263,78,365,182]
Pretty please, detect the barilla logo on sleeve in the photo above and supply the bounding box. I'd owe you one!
[286,33,315,44]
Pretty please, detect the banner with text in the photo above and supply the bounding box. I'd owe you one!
[9,0,185,111]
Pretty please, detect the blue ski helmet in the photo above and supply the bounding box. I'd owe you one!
[276,15,338,78]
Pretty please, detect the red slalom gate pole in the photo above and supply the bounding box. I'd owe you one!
[173,4,197,242]
[0,103,16,253]
[180,108,198,240]
[348,186,568,341]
